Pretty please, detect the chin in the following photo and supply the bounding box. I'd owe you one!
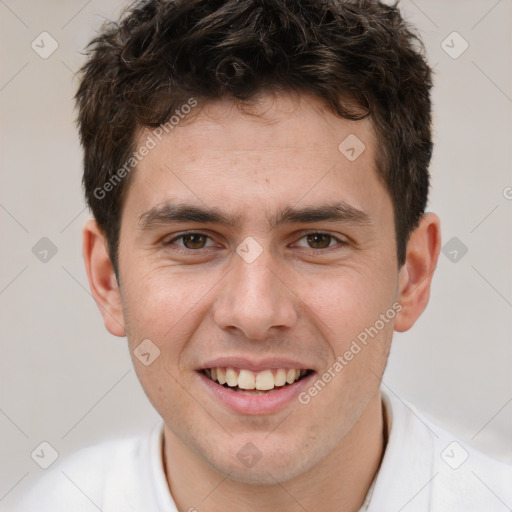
[210,453,310,485]
[201,434,330,485]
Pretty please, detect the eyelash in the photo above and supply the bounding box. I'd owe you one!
[163,231,347,253]
[163,232,218,252]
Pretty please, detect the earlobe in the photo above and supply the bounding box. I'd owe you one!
[82,219,126,337]
[394,213,441,332]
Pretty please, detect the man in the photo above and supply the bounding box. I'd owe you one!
[16,0,511,511]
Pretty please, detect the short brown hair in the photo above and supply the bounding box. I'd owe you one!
[76,0,433,273]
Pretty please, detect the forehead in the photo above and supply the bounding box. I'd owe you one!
[125,92,388,223]
[137,93,375,162]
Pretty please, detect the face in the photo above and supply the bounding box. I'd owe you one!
[109,93,403,482]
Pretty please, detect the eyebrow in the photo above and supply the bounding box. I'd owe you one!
[138,201,372,230]
[139,203,241,229]
[268,203,371,229]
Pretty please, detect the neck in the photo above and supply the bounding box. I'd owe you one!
[163,392,385,512]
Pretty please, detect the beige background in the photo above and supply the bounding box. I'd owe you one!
[1,0,511,508]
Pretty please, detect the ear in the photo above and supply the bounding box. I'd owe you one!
[82,219,126,337]
[394,213,441,332]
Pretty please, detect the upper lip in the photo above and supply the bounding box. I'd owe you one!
[198,357,314,372]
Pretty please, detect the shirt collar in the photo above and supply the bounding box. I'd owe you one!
[365,390,437,512]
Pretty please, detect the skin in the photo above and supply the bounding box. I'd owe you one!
[83,92,441,512]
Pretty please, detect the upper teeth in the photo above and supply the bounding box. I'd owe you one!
[205,368,307,390]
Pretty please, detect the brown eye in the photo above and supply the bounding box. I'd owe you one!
[181,233,208,249]
[306,233,332,249]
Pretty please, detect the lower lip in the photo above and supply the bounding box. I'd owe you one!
[197,371,316,415]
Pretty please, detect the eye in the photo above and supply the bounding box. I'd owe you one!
[294,232,344,250]
[165,232,216,250]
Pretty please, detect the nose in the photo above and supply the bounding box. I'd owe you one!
[212,247,298,340]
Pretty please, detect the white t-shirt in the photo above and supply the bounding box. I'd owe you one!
[14,392,512,511]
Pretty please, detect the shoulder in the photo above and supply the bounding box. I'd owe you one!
[13,423,175,512]
[370,392,512,512]
[429,418,512,512]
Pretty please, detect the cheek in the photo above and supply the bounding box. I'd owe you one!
[120,264,222,343]
[132,354,200,435]
[299,262,397,351]
[297,261,397,413]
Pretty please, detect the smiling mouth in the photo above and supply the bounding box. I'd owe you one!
[201,367,313,395]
